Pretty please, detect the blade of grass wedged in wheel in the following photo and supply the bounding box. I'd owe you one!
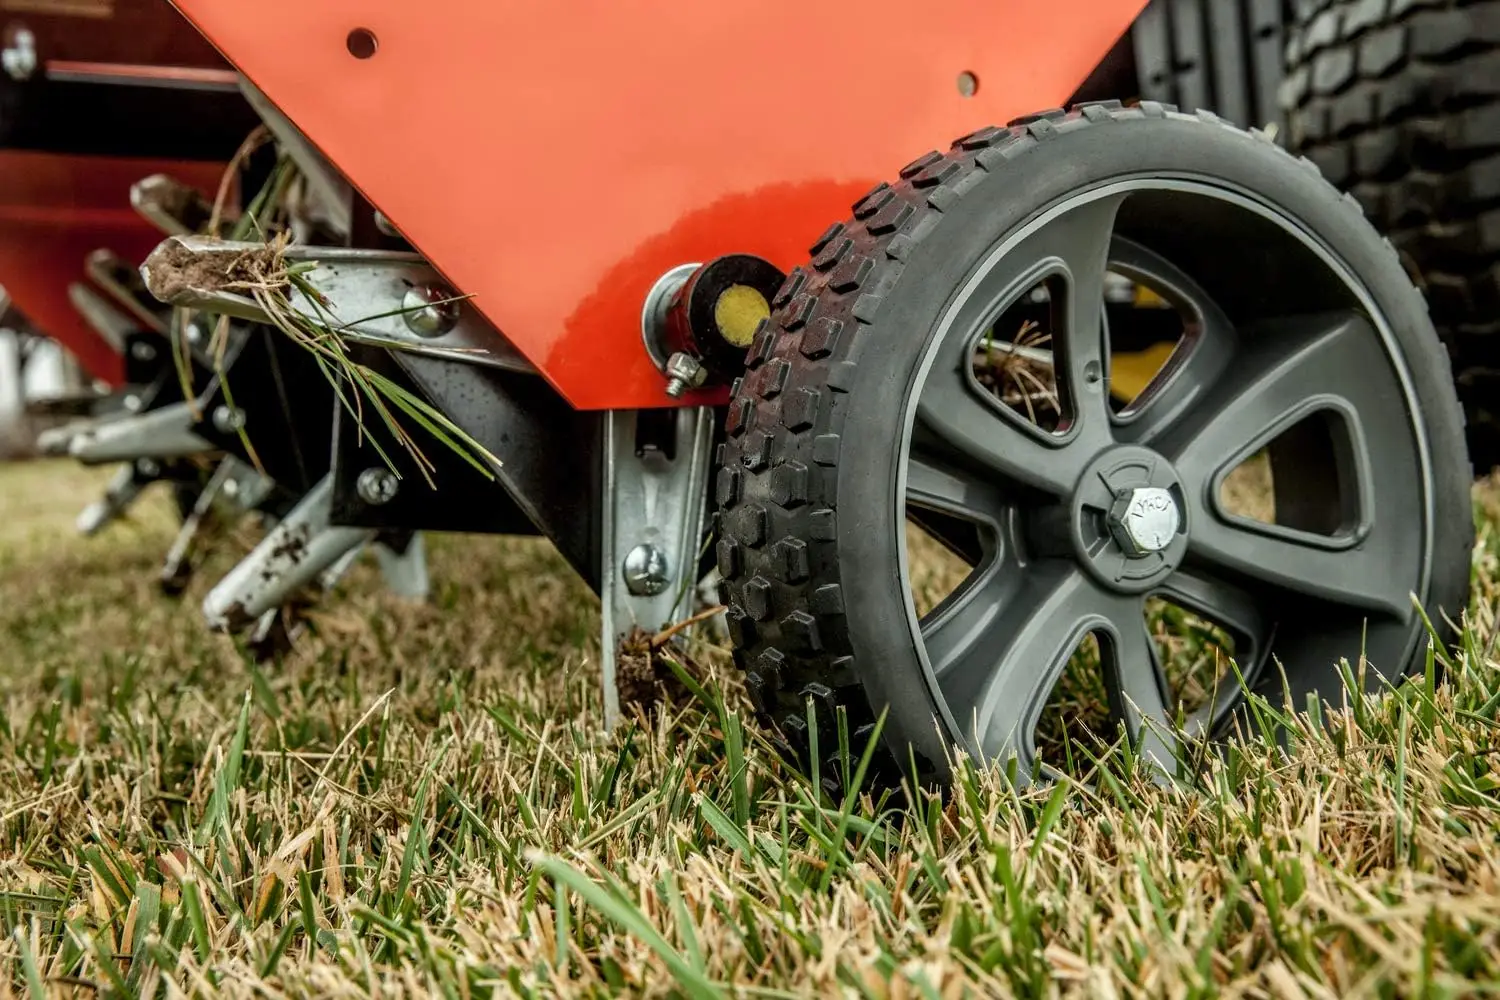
[528,853,726,1000]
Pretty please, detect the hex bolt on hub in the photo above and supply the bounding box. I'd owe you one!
[622,542,670,596]
[1107,486,1182,557]
[356,466,399,505]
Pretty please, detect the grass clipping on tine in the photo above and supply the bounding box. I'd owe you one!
[174,141,500,488]
[225,235,500,487]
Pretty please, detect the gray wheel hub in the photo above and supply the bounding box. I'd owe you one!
[1071,446,1188,594]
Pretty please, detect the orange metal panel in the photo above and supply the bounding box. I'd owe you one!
[0,151,225,384]
[169,0,1147,409]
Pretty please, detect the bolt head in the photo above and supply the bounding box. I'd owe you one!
[135,458,160,478]
[130,341,157,362]
[212,405,246,434]
[1108,486,1181,557]
[356,467,399,506]
[402,284,461,338]
[663,352,707,393]
[623,543,670,596]
[122,394,143,413]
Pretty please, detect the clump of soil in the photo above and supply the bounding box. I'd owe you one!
[141,237,286,305]
[614,625,716,716]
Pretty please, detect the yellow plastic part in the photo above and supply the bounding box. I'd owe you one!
[714,285,771,348]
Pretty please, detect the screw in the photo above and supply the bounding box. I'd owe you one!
[186,322,204,345]
[130,341,157,362]
[122,394,143,413]
[663,352,708,399]
[402,284,460,338]
[623,543,670,596]
[135,458,161,478]
[356,467,399,505]
[223,478,240,498]
[212,405,246,434]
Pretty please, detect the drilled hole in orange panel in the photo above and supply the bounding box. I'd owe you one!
[347,28,379,59]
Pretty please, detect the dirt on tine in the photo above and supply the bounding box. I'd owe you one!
[3,460,1500,997]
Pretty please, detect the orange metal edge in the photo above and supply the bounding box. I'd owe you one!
[0,151,226,385]
[170,1,1148,410]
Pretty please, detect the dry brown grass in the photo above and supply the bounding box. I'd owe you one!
[1,462,1499,997]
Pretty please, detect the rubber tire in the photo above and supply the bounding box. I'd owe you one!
[1283,0,1500,471]
[715,101,1474,785]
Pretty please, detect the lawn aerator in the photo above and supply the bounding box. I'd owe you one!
[9,0,1479,785]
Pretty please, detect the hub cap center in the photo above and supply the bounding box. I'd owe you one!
[1069,446,1189,594]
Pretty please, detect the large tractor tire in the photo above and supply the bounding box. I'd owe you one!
[1283,0,1500,471]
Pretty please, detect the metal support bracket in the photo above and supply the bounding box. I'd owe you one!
[140,236,535,374]
[68,400,216,464]
[202,474,377,631]
[75,464,146,537]
[131,173,216,238]
[86,249,170,335]
[68,282,133,355]
[375,533,430,601]
[239,78,353,240]
[599,407,715,726]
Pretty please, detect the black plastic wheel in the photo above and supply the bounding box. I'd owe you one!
[715,102,1473,784]
[1282,0,1500,471]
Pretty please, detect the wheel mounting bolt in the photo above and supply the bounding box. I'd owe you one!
[1107,486,1181,557]
[623,543,670,596]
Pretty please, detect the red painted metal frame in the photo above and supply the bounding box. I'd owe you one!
[170,0,1147,409]
[0,152,225,384]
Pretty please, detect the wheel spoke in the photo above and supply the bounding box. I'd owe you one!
[915,195,1124,497]
[1155,569,1267,733]
[926,561,1109,764]
[1109,239,1239,446]
[907,444,1009,527]
[1098,608,1177,771]
[1033,194,1121,442]
[1157,569,1266,652]
[1157,311,1382,486]
[1155,310,1414,619]
[1185,516,1408,618]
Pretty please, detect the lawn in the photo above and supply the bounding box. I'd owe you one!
[3,459,1500,997]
